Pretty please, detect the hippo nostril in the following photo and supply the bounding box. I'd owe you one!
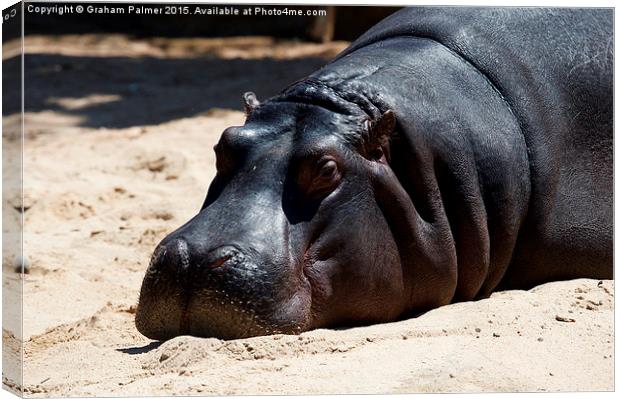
[206,255,232,269]
[148,238,192,276]
[147,245,166,274]
[203,246,244,270]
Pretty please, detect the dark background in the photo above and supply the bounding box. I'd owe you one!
[4,2,400,41]
[3,2,402,128]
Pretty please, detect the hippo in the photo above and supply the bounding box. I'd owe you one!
[136,7,613,341]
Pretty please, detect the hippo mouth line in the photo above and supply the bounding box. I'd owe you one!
[299,233,328,326]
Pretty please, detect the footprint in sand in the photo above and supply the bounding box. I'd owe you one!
[129,151,187,181]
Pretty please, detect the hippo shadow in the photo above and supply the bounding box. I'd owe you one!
[3,52,335,129]
[117,341,162,355]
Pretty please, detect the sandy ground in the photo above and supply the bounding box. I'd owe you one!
[1,35,614,396]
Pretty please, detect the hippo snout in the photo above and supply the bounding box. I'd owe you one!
[136,234,309,340]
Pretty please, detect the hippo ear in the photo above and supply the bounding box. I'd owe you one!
[363,110,396,162]
[243,92,260,115]
[370,110,396,140]
[365,109,396,149]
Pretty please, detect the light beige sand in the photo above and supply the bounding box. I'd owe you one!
[2,35,614,396]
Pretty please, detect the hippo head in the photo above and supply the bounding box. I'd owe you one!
[135,88,422,341]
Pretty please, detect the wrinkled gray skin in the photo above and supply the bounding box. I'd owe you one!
[136,8,613,340]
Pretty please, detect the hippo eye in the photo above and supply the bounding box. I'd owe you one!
[308,158,341,196]
[319,160,337,179]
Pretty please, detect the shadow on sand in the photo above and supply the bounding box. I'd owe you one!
[3,51,334,129]
[116,341,163,355]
